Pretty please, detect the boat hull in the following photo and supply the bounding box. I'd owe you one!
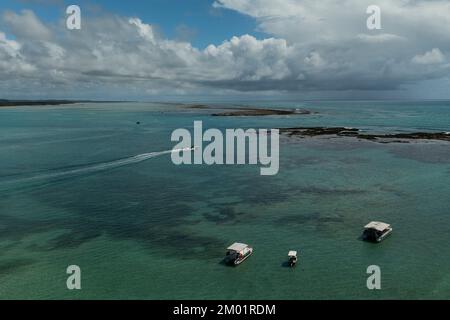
[376,228,393,242]
[363,228,393,243]
[289,259,297,267]
[234,249,253,265]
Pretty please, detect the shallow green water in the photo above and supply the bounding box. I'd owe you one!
[0,101,449,299]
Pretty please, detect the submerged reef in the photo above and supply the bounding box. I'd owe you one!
[279,127,450,143]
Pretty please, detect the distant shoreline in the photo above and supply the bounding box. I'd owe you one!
[0,99,126,107]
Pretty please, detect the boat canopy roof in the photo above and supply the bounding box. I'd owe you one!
[227,243,249,252]
[365,221,391,231]
[288,251,297,257]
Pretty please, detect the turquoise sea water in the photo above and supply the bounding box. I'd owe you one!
[0,100,449,299]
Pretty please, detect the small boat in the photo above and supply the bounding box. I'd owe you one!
[181,145,199,152]
[362,221,393,243]
[288,251,298,267]
[225,243,253,266]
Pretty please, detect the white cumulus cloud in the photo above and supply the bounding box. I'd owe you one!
[412,48,445,65]
[1,1,450,98]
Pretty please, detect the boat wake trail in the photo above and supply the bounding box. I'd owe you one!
[0,148,187,190]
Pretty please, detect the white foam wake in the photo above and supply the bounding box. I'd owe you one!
[0,148,188,188]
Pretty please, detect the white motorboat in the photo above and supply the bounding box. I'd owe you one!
[225,243,253,266]
[288,250,298,267]
[362,221,393,243]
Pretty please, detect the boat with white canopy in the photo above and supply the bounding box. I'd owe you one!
[225,243,253,265]
[362,221,392,242]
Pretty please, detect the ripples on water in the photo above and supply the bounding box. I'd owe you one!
[0,101,449,299]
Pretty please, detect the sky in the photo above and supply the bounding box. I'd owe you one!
[1,0,450,100]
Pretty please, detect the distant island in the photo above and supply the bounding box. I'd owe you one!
[212,108,312,117]
[186,104,313,117]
